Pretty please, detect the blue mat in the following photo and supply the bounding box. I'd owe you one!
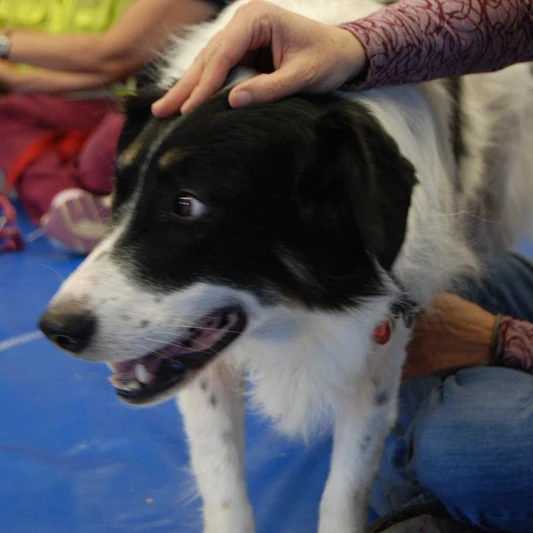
[0,209,332,533]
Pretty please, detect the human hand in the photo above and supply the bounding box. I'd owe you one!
[0,58,19,92]
[152,0,367,117]
[403,293,496,380]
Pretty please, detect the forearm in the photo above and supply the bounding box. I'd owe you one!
[341,0,533,90]
[7,0,217,82]
[5,66,121,94]
[8,31,112,75]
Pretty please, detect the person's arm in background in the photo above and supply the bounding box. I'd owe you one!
[152,0,533,115]
[403,293,533,379]
[0,0,219,93]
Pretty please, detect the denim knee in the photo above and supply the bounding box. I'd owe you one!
[411,367,533,532]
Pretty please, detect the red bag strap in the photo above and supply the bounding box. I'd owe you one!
[1,127,94,253]
[3,131,62,196]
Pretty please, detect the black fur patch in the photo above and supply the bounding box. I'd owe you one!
[111,91,417,311]
[374,388,390,406]
[120,87,169,134]
[445,77,466,191]
[359,432,373,453]
[209,393,218,407]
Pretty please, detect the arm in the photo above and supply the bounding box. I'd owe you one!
[342,0,533,90]
[2,0,218,93]
[153,0,533,116]
[403,293,533,379]
[0,59,125,93]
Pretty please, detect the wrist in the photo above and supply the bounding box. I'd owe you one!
[337,25,369,85]
[473,313,496,366]
[0,61,23,93]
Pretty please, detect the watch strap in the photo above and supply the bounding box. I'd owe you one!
[0,30,12,59]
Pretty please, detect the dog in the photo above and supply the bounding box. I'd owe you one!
[39,0,533,531]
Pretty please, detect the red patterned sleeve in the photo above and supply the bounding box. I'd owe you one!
[492,316,533,373]
[340,0,533,90]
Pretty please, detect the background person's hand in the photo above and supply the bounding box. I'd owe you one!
[403,293,496,380]
[0,59,19,92]
[152,0,367,117]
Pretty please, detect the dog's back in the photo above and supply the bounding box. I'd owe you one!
[456,65,533,252]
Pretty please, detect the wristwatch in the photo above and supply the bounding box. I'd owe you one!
[0,31,12,59]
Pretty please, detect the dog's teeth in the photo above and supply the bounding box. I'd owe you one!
[226,311,238,327]
[107,375,141,391]
[135,363,154,385]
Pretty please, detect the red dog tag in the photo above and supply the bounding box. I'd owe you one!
[372,320,391,345]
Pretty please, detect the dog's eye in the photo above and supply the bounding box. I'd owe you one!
[175,195,206,218]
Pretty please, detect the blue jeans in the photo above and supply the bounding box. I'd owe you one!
[370,253,533,532]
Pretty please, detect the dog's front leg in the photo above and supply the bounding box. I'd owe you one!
[177,359,254,533]
[318,329,409,533]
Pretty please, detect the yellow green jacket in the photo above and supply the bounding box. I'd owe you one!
[0,0,132,34]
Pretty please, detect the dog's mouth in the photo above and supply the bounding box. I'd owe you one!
[108,307,247,404]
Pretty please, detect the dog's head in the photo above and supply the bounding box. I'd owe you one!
[39,88,416,405]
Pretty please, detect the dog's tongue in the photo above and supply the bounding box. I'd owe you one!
[108,311,235,391]
[111,355,162,380]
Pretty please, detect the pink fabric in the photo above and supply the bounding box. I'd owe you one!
[494,316,533,374]
[0,94,122,224]
[78,112,125,194]
[341,0,533,90]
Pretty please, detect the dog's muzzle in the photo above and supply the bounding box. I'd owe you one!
[39,300,247,405]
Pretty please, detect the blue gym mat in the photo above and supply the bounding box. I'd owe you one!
[0,207,332,533]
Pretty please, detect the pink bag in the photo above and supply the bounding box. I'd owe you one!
[0,94,123,252]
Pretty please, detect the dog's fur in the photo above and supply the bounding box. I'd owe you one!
[40,0,533,531]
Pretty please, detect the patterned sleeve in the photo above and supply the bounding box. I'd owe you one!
[340,0,533,90]
[492,316,533,374]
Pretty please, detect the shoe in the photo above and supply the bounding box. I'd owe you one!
[40,188,112,254]
[368,502,482,532]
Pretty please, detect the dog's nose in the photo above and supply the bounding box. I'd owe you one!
[39,307,96,354]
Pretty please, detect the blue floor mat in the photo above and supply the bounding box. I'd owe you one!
[0,209,332,533]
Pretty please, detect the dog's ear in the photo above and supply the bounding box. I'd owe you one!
[117,85,170,152]
[295,104,417,274]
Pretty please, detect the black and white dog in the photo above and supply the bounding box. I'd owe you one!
[39,0,533,531]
